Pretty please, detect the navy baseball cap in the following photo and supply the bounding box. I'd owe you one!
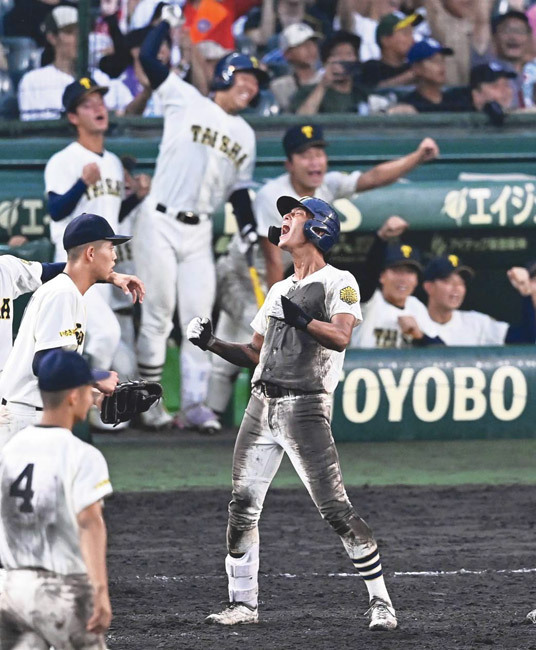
[407,38,453,64]
[383,243,422,272]
[424,255,474,282]
[62,77,108,113]
[283,124,327,158]
[38,349,110,392]
[63,213,131,251]
[470,62,517,88]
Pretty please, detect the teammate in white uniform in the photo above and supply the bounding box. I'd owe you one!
[0,213,142,445]
[208,124,439,416]
[0,256,66,373]
[133,6,268,431]
[187,196,397,630]
[397,255,536,346]
[0,349,113,649]
[17,6,131,121]
[351,241,429,348]
[44,78,146,412]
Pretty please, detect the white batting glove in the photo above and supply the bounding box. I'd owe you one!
[161,4,183,28]
[186,317,214,351]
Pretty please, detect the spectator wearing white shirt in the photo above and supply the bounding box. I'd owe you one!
[17,6,132,120]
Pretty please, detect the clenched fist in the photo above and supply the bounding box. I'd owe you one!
[507,266,532,296]
[81,163,101,186]
[416,137,439,163]
[377,215,409,241]
[398,315,424,340]
[187,316,214,350]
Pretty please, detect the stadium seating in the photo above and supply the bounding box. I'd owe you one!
[1,36,38,87]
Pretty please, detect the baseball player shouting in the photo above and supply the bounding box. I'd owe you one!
[44,77,149,423]
[0,349,113,649]
[134,6,267,432]
[0,213,143,445]
[207,123,439,419]
[187,196,397,630]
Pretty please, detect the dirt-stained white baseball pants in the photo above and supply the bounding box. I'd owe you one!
[133,203,216,408]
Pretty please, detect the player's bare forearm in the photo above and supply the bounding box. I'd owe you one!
[357,138,438,191]
[78,503,112,634]
[208,338,261,368]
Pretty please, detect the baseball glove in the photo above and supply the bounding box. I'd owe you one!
[100,380,163,427]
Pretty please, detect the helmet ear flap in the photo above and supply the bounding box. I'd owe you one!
[268,226,281,246]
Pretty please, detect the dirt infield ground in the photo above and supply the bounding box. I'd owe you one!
[105,484,536,650]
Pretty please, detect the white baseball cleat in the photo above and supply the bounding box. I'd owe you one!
[365,597,398,631]
[525,609,536,623]
[139,401,173,430]
[205,603,258,625]
[173,403,222,434]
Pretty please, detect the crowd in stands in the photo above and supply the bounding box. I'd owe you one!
[1,0,536,120]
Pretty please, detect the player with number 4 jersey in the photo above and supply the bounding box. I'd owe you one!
[0,350,113,649]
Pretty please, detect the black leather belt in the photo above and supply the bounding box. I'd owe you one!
[156,203,200,225]
[1,398,43,411]
[256,382,323,398]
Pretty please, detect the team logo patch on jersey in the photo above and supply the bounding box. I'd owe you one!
[59,323,84,346]
[340,286,358,305]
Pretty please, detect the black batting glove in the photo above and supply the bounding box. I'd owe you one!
[186,317,214,350]
[281,295,312,331]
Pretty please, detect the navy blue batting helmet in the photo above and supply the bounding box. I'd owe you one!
[276,195,340,253]
[211,52,270,92]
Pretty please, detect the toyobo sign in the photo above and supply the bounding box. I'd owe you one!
[332,346,536,442]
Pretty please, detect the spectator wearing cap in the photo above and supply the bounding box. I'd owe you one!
[424,0,492,86]
[398,37,473,112]
[17,6,131,120]
[206,126,439,415]
[351,241,431,349]
[470,62,516,117]
[270,23,322,113]
[360,11,421,89]
[293,30,369,114]
[399,255,536,346]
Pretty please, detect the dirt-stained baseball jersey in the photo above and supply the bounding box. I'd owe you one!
[251,264,362,394]
[0,274,86,408]
[0,424,112,574]
[0,256,43,372]
[351,289,429,349]
[148,73,256,214]
[44,143,124,262]
[417,309,509,345]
